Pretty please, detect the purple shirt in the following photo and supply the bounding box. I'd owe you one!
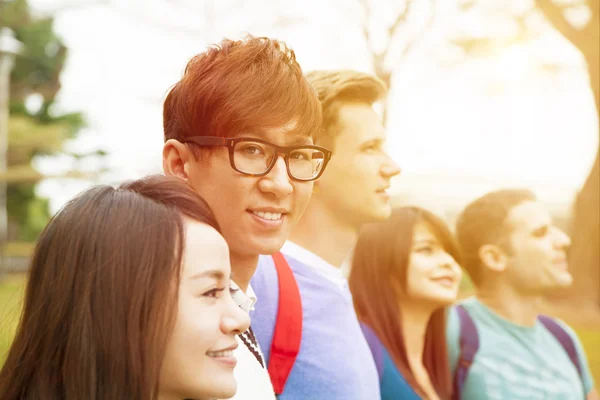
[249,243,381,400]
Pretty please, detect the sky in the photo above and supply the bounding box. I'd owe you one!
[23,0,600,213]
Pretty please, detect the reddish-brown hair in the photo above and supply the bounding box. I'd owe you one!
[163,35,322,149]
[349,207,461,399]
[0,175,219,400]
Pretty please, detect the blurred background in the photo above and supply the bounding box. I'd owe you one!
[0,0,598,380]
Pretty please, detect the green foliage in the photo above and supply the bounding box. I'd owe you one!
[3,0,66,102]
[6,184,49,241]
[1,0,94,241]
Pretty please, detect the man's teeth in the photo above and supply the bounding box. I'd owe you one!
[207,350,234,358]
[252,211,283,220]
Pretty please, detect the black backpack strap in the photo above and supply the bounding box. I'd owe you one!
[452,305,480,400]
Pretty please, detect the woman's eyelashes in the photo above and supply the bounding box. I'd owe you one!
[229,285,240,296]
[415,245,434,255]
[202,284,239,299]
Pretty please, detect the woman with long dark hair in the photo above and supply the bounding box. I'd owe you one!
[349,207,462,400]
[0,175,250,400]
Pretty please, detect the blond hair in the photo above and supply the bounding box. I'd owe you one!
[306,70,387,148]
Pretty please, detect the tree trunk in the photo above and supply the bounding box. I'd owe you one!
[566,151,600,309]
[563,19,600,309]
[376,67,392,128]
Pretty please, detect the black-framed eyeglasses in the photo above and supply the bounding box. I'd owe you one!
[182,136,332,182]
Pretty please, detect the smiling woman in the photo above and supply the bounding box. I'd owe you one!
[0,175,250,400]
[349,207,463,400]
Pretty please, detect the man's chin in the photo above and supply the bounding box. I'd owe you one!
[254,238,287,256]
[229,236,286,260]
[365,205,392,223]
[543,271,574,290]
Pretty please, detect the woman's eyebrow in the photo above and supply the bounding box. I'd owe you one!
[188,269,225,281]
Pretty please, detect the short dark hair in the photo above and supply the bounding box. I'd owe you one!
[305,70,387,149]
[0,175,218,399]
[455,189,537,285]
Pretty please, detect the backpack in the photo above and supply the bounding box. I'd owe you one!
[360,323,385,381]
[452,304,585,400]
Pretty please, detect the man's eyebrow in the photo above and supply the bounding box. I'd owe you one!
[413,238,437,246]
[235,130,314,146]
[188,269,225,281]
[531,223,550,235]
[233,131,263,139]
[286,135,313,146]
[360,136,385,146]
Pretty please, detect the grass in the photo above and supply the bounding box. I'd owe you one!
[578,328,600,386]
[0,274,598,386]
[1,242,36,258]
[0,274,26,365]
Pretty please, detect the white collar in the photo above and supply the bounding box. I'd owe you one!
[281,241,347,289]
[231,281,257,313]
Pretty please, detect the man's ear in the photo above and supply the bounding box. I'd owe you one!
[478,244,509,273]
[163,139,192,181]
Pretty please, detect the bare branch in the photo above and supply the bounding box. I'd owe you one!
[387,0,413,38]
[398,0,437,61]
[271,15,310,29]
[164,0,205,14]
[108,3,205,35]
[458,0,477,11]
[374,0,414,69]
[535,0,585,45]
[34,0,110,16]
[358,0,378,62]
[358,0,371,18]
[363,26,377,60]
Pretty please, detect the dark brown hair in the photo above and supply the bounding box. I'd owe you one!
[455,188,536,285]
[349,207,460,399]
[0,175,219,400]
[305,70,387,148]
[163,35,322,154]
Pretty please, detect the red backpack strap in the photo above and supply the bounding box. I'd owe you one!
[268,252,303,395]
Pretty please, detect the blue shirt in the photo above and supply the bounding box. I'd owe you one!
[377,338,422,399]
[361,323,422,399]
[250,243,381,400]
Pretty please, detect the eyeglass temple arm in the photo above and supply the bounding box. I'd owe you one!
[184,137,228,146]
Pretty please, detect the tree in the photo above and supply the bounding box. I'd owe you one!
[537,0,600,312]
[104,0,437,127]
[1,0,104,242]
[454,0,599,310]
[358,0,437,126]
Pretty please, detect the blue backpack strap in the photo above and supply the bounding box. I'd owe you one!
[360,322,384,381]
[538,315,584,382]
[452,305,480,400]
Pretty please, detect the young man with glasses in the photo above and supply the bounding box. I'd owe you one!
[250,70,401,399]
[161,36,329,399]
